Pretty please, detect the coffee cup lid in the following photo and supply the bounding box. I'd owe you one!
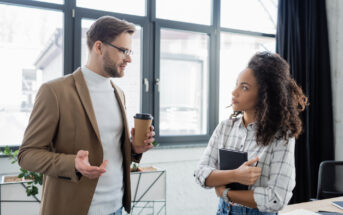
[134,113,153,120]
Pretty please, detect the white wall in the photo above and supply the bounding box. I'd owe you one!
[326,0,343,161]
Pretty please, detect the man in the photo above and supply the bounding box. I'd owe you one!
[18,16,154,215]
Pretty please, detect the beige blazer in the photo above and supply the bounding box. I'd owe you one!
[18,68,140,215]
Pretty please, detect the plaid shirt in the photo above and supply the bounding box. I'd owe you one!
[194,117,296,212]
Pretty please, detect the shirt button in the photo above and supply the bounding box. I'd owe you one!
[273,201,277,203]
[240,145,243,148]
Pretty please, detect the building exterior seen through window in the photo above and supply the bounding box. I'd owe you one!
[0,4,63,146]
[159,29,209,135]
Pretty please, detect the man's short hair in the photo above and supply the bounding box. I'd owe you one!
[86,16,136,50]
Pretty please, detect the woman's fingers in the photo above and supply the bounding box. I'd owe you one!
[245,157,259,166]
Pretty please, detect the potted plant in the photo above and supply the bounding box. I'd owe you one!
[128,141,166,214]
[1,146,43,197]
[130,141,159,172]
[129,164,166,215]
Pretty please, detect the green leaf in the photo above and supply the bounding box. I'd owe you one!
[132,162,139,171]
[4,146,11,155]
[32,186,38,196]
[26,185,39,196]
[2,146,43,197]
[152,141,159,147]
[13,150,19,157]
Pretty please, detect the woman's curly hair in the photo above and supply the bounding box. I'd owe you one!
[232,52,308,146]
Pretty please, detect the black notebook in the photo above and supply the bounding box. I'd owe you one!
[219,148,248,190]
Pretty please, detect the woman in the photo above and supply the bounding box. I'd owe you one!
[194,52,308,214]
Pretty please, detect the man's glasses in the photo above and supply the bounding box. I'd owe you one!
[103,41,133,56]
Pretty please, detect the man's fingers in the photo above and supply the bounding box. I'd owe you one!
[150,125,155,131]
[83,172,101,179]
[99,160,108,170]
[85,169,105,176]
[77,150,89,158]
[145,144,154,150]
[75,151,107,179]
[146,131,156,138]
[78,162,106,173]
[83,166,106,175]
[144,137,155,144]
[75,156,91,171]
[81,150,88,157]
[245,157,259,166]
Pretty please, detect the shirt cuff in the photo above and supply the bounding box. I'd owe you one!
[58,154,81,183]
[195,166,215,189]
[253,187,266,211]
[131,152,142,163]
[253,187,281,212]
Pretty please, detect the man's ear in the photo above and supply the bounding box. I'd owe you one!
[93,41,103,55]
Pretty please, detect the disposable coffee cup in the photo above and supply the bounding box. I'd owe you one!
[133,113,153,146]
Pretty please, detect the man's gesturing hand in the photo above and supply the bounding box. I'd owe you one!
[75,150,108,179]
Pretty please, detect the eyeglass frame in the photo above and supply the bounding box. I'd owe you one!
[102,41,133,56]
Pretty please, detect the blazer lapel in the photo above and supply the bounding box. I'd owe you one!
[73,68,101,143]
[111,81,130,142]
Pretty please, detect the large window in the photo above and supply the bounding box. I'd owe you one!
[77,0,146,16]
[0,3,63,147]
[219,33,275,121]
[0,0,277,147]
[32,0,63,4]
[159,29,209,135]
[221,0,277,34]
[156,0,212,25]
[219,0,277,122]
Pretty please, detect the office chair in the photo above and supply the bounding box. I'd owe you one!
[316,160,343,199]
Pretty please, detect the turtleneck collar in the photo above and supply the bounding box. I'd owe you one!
[81,66,113,91]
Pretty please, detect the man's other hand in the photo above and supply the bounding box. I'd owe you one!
[131,125,155,154]
[75,150,108,179]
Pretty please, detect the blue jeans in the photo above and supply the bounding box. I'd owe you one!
[108,207,122,215]
[217,198,278,215]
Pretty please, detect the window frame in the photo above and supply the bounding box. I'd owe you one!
[0,0,276,149]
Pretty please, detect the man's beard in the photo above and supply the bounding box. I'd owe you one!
[103,52,123,78]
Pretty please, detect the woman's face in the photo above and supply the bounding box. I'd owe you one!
[231,68,259,113]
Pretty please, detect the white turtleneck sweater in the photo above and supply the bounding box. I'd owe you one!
[82,66,124,215]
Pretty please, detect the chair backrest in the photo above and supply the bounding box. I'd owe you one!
[316,160,343,199]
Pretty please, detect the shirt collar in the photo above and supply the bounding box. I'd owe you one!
[238,116,257,131]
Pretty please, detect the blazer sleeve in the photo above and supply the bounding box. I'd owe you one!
[18,84,80,183]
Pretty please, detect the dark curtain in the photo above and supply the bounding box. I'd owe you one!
[276,0,334,203]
